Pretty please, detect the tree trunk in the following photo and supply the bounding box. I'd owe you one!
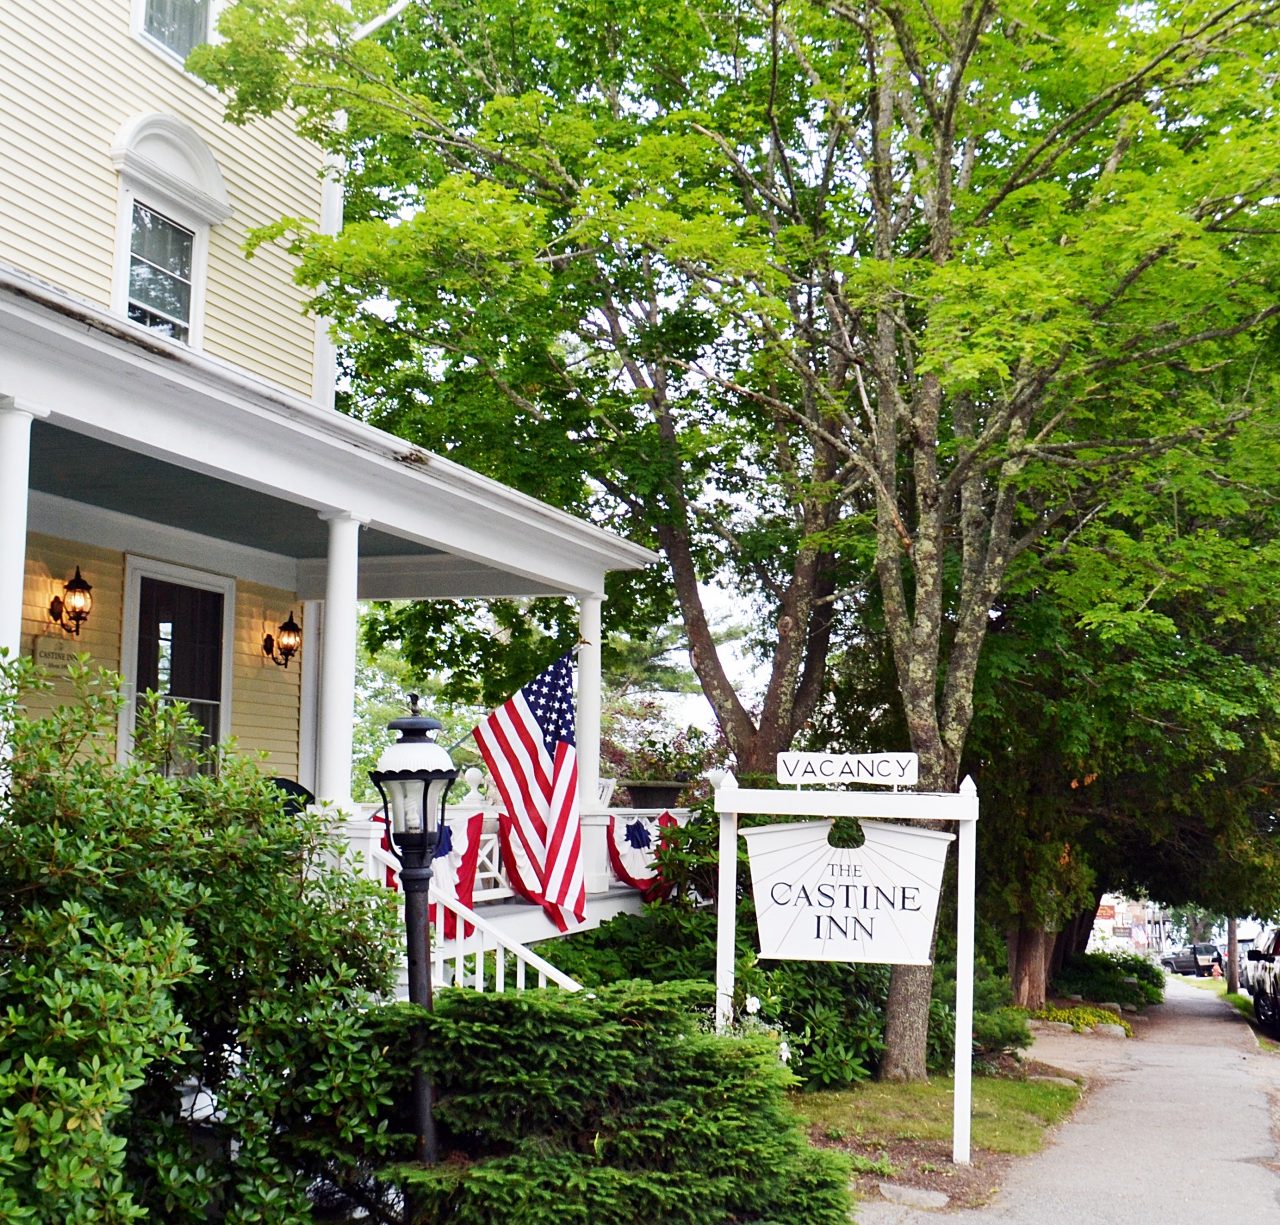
[1048,927,1070,984]
[879,963,935,1081]
[1008,925,1050,1010]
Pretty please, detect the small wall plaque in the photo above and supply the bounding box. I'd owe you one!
[33,634,88,671]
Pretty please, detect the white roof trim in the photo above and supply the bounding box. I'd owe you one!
[2,265,657,595]
[110,113,233,224]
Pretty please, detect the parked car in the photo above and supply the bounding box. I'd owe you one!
[1242,929,1276,997]
[1237,936,1259,986]
[1247,930,1280,1029]
[1161,947,1198,974]
[1160,943,1223,976]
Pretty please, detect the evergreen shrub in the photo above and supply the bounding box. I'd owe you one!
[407,981,851,1224]
[550,904,959,1086]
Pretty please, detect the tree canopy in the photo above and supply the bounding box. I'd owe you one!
[194,0,1280,1076]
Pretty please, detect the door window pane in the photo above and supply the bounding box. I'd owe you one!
[136,577,224,764]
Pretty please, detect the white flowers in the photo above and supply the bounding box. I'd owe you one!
[778,1041,790,1065]
[744,994,761,1015]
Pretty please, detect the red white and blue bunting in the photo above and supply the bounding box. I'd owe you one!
[374,810,485,938]
[608,810,678,897]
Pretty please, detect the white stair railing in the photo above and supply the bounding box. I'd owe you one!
[424,892,582,994]
[334,816,582,995]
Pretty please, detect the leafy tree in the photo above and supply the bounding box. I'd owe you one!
[194,0,1280,1077]
[353,611,487,800]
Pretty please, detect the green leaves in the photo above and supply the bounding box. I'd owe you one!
[0,664,401,1220]
[403,982,853,1224]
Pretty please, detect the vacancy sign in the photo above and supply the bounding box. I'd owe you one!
[739,819,953,964]
[777,751,918,787]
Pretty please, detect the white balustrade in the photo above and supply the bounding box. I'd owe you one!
[322,767,691,995]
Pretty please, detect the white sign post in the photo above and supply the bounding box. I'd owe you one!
[713,772,979,1165]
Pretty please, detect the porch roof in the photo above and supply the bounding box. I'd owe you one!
[3,266,655,598]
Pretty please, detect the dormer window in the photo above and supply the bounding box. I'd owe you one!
[128,203,195,342]
[139,0,213,62]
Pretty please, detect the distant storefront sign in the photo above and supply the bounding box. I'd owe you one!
[1096,904,1116,920]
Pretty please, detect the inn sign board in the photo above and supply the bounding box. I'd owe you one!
[738,819,953,964]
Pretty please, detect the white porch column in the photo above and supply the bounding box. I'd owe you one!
[577,593,603,811]
[577,594,610,892]
[0,399,46,660]
[297,598,324,794]
[315,512,364,809]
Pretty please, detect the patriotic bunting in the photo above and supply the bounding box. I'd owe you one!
[608,810,678,899]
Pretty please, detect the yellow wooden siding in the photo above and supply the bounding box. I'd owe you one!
[232,582,302,780]
[21,536,302,776]
[0,2,319,397]
[21,536,126,722]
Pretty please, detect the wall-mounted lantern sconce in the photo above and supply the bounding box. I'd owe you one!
[262,611,302,668]
[49,566,93,636]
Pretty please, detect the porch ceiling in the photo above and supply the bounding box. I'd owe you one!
[29,423,436,562]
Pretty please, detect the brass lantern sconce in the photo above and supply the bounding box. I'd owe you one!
[49,566,93,636]
[262,611,302,668]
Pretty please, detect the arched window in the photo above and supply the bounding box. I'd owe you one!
[110,113,231,347]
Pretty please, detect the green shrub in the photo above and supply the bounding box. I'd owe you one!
[405,982,852,1224]
[551,902,961,1088]
[972,1006,1033,1056]
[1032,1005,1133,1036]
[1052,951,1163,1007]
[0,661,403,1222]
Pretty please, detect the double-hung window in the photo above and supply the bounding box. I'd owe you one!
[139,0,213,62]
[128,203,196,342]
[110,113,231,350]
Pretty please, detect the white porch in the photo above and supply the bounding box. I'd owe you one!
[0,264,656,817]
[327,769,692,996]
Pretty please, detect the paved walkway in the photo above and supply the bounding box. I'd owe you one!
[856,976,1280,1224]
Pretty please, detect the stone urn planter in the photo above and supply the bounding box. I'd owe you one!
[618,779,687,809]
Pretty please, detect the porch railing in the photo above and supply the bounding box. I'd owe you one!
[336,767,689,904]
[324,811,581,996]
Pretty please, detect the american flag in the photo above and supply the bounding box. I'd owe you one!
[472,653,585,931]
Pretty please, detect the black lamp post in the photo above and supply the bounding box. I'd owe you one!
[368,694,459,1168]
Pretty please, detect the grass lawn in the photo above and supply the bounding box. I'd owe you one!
[795,1073,1079,1156]
[791,1070,1081,1208]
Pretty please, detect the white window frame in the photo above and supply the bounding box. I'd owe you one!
[116,193,207,347]
[131,0,222,70]
[110,113,231,351]
[117,556,236,763]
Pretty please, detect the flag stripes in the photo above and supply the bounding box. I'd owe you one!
[472,653,584,930]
